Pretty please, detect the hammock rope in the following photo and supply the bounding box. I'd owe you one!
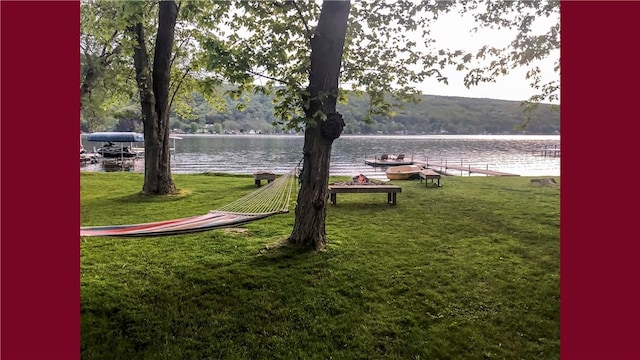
[80,167,299,238]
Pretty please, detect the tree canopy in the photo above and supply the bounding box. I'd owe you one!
[203,1,559,125]
[81,0,560,133]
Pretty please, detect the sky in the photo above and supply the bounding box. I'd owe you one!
[411,10,560,103]
[228,2,560,105]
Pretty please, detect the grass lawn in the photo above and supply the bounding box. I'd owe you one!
[81,172,560,360]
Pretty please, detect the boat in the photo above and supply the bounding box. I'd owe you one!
[385,165,423,180]
[87,132,143,159]
[364,153,414,166]
[96,142,138,158]
[86,131,181,159]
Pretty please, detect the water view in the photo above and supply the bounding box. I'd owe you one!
[81,134,560,180]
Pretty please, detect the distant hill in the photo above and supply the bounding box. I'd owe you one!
[86,90,560,135]
[203,91,560,135]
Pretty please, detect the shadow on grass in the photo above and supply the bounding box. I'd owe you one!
[115,189,193,204]
[255,242,318,261]
[81,238,335,358]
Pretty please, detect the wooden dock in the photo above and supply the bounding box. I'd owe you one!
[532,146,560,157]
[413,160,519,176]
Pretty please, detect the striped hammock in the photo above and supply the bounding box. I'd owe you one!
[80,168,298,238]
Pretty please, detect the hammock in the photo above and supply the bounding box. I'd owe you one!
[80,168,298,238]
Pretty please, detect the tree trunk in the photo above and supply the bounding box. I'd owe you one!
[288,0,351,250]
[131,1,178,195]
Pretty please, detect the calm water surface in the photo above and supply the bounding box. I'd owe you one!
[81,134,560,180]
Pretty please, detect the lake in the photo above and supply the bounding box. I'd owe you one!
[81,134,560,180]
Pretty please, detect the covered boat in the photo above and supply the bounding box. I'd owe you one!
[87,132,181,158]
[87,132,144,143]
[96,142,138,158]
[88,132,144,159]
[385,165,423,180]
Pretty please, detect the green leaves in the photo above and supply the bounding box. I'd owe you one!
[82,0,559,132]
[453,1,560,104]
[81,0,241,132]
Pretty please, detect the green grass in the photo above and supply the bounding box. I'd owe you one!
[81,172,560,360]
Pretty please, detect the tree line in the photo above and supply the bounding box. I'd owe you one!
[83,89,559,135]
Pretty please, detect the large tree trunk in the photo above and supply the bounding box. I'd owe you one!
[131,1,178,195]
[288,0,351,250]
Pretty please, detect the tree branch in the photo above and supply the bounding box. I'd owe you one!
[246,69,298,87]
[99,29,119,58]
[292,1,312,39]
[169,67,190,111]
[169,35,191,69]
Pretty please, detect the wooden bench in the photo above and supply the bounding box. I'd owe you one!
[253,172,276,187]
[328,184,402,205]
[419,169,441,187]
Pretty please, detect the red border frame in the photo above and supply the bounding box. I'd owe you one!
[1,1,638,359]
[560,2,639,359]
[1,1,80,359]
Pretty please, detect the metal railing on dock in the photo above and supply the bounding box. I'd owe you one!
[532,145,560,157]
[413,158,519,176]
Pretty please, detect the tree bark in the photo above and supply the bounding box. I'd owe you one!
[131,1,178,195]
[288,0,351,250]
